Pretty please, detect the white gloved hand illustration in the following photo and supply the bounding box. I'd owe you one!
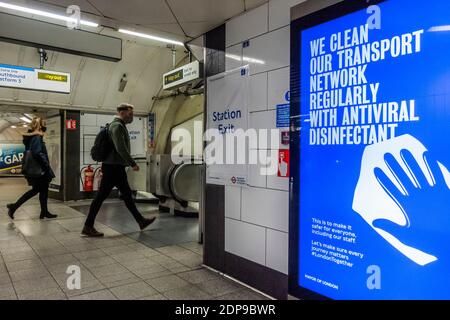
[352,134,450,266]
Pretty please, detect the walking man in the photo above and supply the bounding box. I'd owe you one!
[82,103,155,237]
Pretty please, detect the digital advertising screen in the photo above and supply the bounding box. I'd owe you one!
[289,0,450,299]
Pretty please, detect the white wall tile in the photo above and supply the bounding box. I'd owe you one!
[82,126,100,135]
[267,173,289,191]
[80,113,96,126]
[249,110,277,149]
[225,218,266,266]
[249,111,276,131]
[82,136,96,153]
[249,72,268,112]
[269,0,307,31]
[242,187,289,232]
[97,114,112,126]
[226,3,269,47]
[243,26,290,74]
[266,229,288,274]
[268,67,290,110]
[79,125,84,148]
[81,151,95,165]
[248,161,267,188]
[225,44,243,72]
[225,186,241,220]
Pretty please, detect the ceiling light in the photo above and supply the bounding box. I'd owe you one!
[20,116,32,123]
[0,1,98,27]
[10,125,16,129]
[24,113,34,120]
[429,26,450,32]
[118,29,184,46]
[23,124,28,127]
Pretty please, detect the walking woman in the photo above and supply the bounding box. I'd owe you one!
[6,117,57,220]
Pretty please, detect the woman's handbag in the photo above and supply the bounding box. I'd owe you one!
[22,150,45,178]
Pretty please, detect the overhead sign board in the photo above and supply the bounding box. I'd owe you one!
[163,61,202,90]
[0,12,122,62]
[0,63,71,93]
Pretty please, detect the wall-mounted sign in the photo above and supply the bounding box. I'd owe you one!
[276,103,290,128]
[163,61,202,90]
[148,113,156,148]
[278,149,289,178]
[66,119,77,130]
[0,63,70,93]
[281,131,290,146]
[206,66,249,186]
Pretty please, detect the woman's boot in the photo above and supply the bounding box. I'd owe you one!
[6,204,16,219]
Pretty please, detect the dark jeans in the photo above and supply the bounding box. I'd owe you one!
[85,164,143,227]
[13,179,49,213]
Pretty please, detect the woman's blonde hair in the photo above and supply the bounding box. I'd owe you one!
[29,117,45,132]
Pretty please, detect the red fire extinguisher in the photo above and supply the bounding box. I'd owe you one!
[80,165,94,192]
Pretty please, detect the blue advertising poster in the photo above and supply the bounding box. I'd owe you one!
[292,0,450,299]
[0,144,25,174]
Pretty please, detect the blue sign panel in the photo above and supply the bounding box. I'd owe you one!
[277,103,290,128]
[290,0,450,300]
[148,113,156,148]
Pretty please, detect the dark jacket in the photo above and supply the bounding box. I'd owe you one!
[23,132,55,184]
[103,117,136,167]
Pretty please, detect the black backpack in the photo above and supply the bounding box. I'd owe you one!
[91,124,113,162]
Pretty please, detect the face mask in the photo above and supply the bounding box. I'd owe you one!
[41,126,47,133]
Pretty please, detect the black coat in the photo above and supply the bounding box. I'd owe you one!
[23,133,55,185]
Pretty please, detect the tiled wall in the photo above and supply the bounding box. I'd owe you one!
[79,113,116,193]
[79,113,148,193]
[223,0,306,275]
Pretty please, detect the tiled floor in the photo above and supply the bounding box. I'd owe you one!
[0,178,267,300]
[71,202,200,248]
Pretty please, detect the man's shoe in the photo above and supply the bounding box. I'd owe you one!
[81,226,104,237]
[139,217,156,231]
[40,212,58,219]
[6,204,15,220]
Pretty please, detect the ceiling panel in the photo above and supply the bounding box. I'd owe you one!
[181,21,220,38]
[167,0,244,23]
[90,0,175,25]
[142,23,185,37]
[0,0,270,46]
[244,0,268,11]
[101,44,157,110]
[46,50,84,105]
[71,57,112,107]
[31,0,103,15]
